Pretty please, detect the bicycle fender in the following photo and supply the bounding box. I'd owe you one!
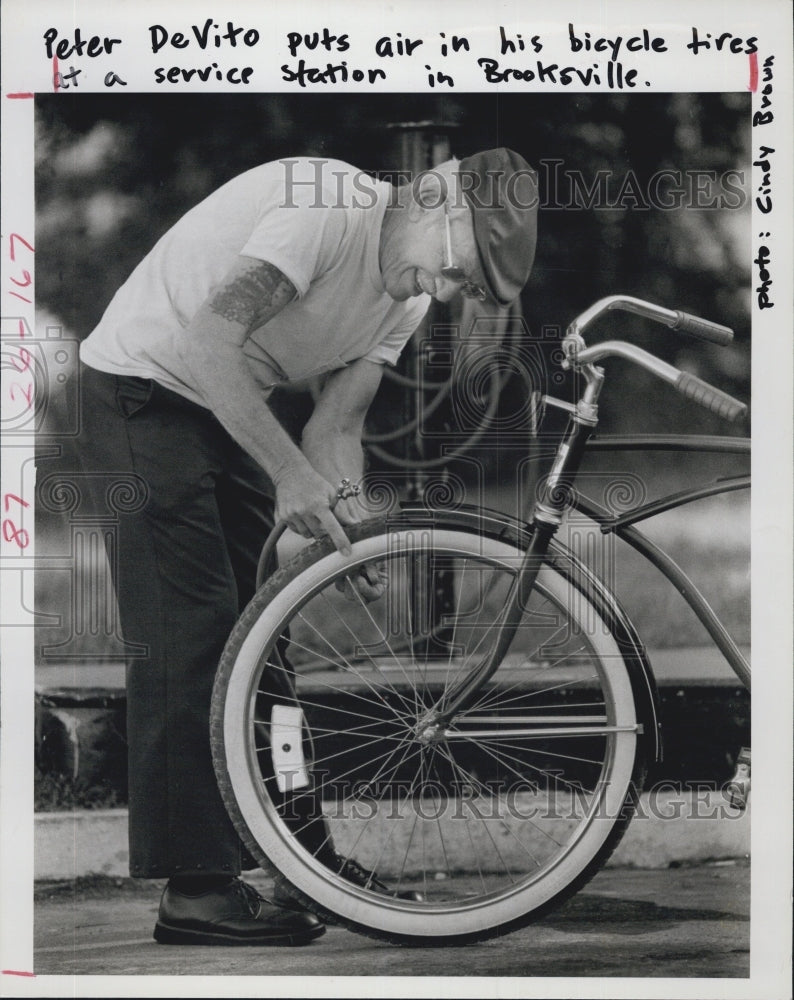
[389,502,663,765]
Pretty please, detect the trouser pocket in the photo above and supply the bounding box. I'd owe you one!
[115,375,154,418]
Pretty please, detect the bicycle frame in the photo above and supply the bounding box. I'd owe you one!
[573,434,750,691]
[425,301,750,729]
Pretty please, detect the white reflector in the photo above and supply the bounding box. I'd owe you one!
[270,704,310,793]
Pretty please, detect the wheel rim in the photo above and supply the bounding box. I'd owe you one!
[221,529,639,938]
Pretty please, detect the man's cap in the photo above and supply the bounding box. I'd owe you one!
[456,148,538,306]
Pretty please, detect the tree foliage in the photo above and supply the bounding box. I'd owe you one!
[35,93,750,436]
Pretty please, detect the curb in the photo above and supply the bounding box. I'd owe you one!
[35,647,750,796]
[35,791,750,881]
[34,647,751,881]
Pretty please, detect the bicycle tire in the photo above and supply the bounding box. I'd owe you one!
[211,516,647,945]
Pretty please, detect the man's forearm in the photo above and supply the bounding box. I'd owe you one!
[300,359,383,488]
[301,429,365,489]
[174,255,319,485]
[169,257,351,550]
[177,325,308,485]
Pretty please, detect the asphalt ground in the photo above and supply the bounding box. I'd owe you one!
[30,860,750,980]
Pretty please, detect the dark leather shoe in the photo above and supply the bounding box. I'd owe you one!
[275,852,424,905]
[154,878,325,946]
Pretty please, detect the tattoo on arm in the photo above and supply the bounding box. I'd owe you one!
[209,260,296,329]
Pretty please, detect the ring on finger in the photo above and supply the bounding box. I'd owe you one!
[335,477,361,501]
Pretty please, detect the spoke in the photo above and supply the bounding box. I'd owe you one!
[256,683,410,736]
[311,588,424,704]
[427,745,454,881]
[331,740,426,871]
[265,636,342,670]
[355,771,411,895]
[308,729,419,786]
[466,699,608,713]
[255,724,411,758]
[394,744,434,899]
[287,678,414,727]
[467,646,597,715]
[472,673,600,715]
[273,735,421,822]
[457,777,490,895]
[394,773,424,890]
[284,691,410,731]
[465,667,583,715]
[292,721,411,743]
[460,747,601,828]
[297,605,418,718]
[353,737,424,796]
[333,739,429,883]
[442,741,570,855]
[463,563,511,641]
[342,565,427,711]
[434,742,537,872]
[259,659,415,728]
[521,617,572,660]
[475,737,609,769]
[472,733,595,798]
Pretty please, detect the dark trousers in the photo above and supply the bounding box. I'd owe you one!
[76,364,275,877]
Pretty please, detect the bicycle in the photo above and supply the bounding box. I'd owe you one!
[210,295,750,945]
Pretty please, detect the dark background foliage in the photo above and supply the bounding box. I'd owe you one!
[35,92,750,442]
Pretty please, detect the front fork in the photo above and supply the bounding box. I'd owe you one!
[423,366,604,729]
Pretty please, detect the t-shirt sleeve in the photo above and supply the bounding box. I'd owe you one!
[364,298,430,366]
[240,176,347,297]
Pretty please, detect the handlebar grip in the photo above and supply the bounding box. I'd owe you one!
[672,311,733,345]
[676,372,747,422]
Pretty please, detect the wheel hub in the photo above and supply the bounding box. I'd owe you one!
[414,722,445,745]
[413,711,450,745]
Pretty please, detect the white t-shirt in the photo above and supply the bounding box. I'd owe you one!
[81,158,429,404]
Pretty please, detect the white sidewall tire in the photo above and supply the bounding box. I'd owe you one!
[216,526,639,942]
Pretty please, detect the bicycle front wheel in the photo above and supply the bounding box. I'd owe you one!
[211,516,646,945]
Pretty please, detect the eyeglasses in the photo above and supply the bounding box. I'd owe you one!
[441,201,487,302]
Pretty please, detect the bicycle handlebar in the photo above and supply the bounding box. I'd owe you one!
[567,340,748,423]
[669,310,733,346]
[675,371,747,421]
[567,295,734,346]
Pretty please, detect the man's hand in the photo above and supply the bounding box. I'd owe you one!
[274,464,351,555]
[335,563,389,603]
[331,491,364,529]
[323,488,388,603]
[293,359,389,589]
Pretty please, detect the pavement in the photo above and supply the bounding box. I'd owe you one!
[14,648,767,993]
[33,788,751,881]
[27,861,751,981]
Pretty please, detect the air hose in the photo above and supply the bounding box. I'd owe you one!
[362,302,523,469]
